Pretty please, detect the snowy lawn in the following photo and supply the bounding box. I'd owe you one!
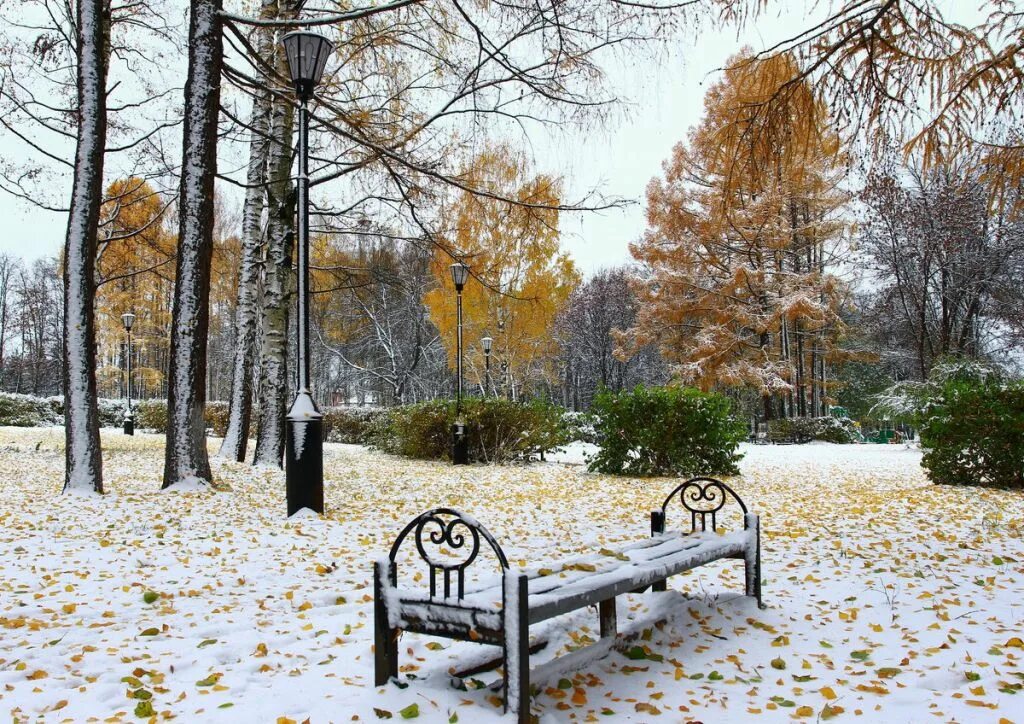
[1,428,1023,723]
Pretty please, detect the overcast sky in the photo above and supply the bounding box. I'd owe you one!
[4,1,968,277]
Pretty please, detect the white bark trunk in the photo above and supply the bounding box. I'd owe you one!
[253,25,296,468]
[62,0,110,494]
[218,0,278,463]
[162,0,223,488]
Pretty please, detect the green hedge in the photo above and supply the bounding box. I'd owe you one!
[322,406,387,444]
[587,386,745,477]
[369,398,569,463]
[0,393,128,428]
[920,380,1024,488]
[767,416,858,444]
[0,393,62,427]
[135,399,229,436]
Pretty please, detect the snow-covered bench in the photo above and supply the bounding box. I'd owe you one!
[373,477,763,722]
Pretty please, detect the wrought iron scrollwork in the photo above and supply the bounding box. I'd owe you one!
[389,508,509,600]
[660,477,748,533]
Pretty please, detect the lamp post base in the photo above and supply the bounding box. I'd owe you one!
[286,391,324,516]
[451,422,468,465]
[123,414,134,436]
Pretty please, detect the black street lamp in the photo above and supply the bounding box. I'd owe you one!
[450,262,469,464]
[481,335,492,396]
[282,30,334,516]
[122,312,135,435]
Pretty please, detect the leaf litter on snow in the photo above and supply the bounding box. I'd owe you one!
[0,429,1022,722]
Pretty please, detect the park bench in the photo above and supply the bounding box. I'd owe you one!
[373,477,763,722]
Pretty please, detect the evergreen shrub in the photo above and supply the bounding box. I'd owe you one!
[322,407,388,444]
[920,380,1024,488]
[136,399,229,436]
[369,398,569,463]
[767,416,857,444]
[587,385,745,477]
[0,392,62,427]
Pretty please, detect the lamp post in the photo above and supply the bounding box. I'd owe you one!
[450,262,469,465]
[481,336,492,396]
[121,312,135,435]
[282,30,334,516]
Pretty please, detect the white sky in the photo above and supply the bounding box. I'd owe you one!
[0,1,974,277]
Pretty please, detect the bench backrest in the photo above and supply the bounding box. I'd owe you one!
[388,507,509,600]
[653,476,749,535]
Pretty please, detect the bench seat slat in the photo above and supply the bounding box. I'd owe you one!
[390,529,752,627]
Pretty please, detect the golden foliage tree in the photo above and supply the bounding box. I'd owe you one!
[425,146,580,399]
[93,178,240,400]
[719,0,1024,205]
[94,177,176,399]
[624,51,849,419]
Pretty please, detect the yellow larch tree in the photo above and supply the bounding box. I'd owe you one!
[623,51,850,420]
[425,145,580,399]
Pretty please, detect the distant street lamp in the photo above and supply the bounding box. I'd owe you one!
[121,312,135,436]
[481,336,492,396]
[450,262,469,465]
[282,30,334,516]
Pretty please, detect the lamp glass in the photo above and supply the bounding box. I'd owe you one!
[481,336,492,353]
[121,312,135,331]
[282,31,334,98]
[449,262,469,290]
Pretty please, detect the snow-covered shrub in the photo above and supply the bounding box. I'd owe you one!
[920,379,1024,488]
[871,356,1005,426]
[136,399,229,435]
[767,416,857,444]
[587,386,745,477]
[136,400,168,432]
[0,392,63,427]
[322,406,387,444]
[561,410,598,444]
[370,398,569,463]
[205,402,229,437]
[96,398,128,427]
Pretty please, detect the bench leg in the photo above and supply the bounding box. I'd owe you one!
[744,513,764,609]
[503,573,530,723]
[374,559,398,685]
[650,511,668,592]
[599,598,616,638]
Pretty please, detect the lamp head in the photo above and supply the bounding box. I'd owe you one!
[121,312,136,332]
[449,262,469,292]
[481,336,492,354]
[282,30,334,101]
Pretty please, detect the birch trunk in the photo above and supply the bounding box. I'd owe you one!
[252,34,296,468]
[162,0,223,488]
[62,0,110,494]
[217,0,278,463]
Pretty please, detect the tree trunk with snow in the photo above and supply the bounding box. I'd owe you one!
[217,0,277,463]
[162,0,223,488]
[252,47,296,468]
[62,0,111,494]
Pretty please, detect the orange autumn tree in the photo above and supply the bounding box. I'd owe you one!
[426,146,579,399]
[94,179,241,400]
[94,177,177,399]
[622,51,849,420]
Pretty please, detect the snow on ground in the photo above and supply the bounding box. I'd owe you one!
[1,429,1022,723]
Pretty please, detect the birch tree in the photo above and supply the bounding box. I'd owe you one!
[217,0,278,463]
[162,0,223,489]
[61,0,110,494]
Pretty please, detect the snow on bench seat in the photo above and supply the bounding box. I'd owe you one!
[373,478,764,724]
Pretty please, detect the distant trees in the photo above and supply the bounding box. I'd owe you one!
[425,147,580,401]
[557,267,666,409]
[858,159,1024,379]
[624,52,849,420]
